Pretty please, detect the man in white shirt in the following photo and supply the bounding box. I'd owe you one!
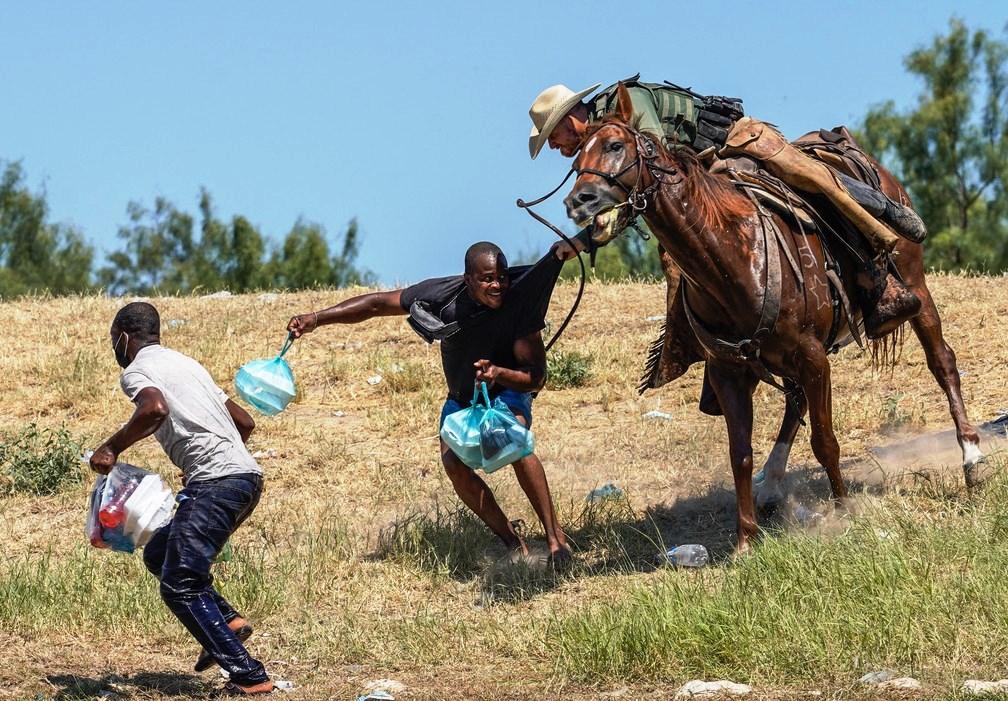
[90,302,273,696]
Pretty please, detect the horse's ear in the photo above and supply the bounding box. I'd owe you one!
[614,82,634,124]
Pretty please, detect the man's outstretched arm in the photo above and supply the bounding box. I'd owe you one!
[287,290,406,337]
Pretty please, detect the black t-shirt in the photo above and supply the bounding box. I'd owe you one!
[400,252,563,402]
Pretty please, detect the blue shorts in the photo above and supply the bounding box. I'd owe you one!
[439,388,533,429]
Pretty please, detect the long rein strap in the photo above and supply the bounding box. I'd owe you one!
[514,128,673,352]
[516,171,587,353]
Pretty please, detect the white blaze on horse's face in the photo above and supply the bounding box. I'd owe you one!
[566,125,634,234]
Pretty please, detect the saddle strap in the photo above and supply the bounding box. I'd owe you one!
[680,205,789,393]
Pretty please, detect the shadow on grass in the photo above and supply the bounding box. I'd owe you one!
[46,672,207,700]
[368,451,985,605]
[369,483,763,603]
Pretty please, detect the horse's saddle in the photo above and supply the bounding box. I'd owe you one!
[708,125,882,241]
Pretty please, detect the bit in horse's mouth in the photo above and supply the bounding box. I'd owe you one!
[590,207,626,244]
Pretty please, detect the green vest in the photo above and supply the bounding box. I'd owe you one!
[588,81,700,149]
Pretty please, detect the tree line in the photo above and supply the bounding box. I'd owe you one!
[0,166,372,298]
[1,19,1005,296]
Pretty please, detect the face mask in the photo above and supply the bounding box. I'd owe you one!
[113,331,131,368]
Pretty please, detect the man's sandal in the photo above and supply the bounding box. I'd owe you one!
[219,681,276,696]
[194,624,254,672]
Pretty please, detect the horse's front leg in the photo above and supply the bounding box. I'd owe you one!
[707,361,760,553]
[795,336,847,502]
[908,281,985,484]
[754,390,808,511]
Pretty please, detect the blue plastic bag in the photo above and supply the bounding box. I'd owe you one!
[440,384,488,469]
[440,382,535,473]
[235,333,297,416]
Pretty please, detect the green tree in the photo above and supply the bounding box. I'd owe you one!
[230,214,266,291]
[0,161,94,297]
[859,19,1008,271]
[264,217,374,289]
[189,190,266,292]
[99,197,195,295]
[102,190,370,294]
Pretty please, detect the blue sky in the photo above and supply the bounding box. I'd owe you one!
[1,2,1004,286]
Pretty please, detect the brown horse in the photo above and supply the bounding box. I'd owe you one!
[564,84,983,552]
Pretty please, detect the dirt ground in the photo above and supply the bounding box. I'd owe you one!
[1,273,1006,699]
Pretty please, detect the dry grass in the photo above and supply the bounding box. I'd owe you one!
[1,274,1007,700]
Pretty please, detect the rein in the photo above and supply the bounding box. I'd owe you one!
[516,171,587,353]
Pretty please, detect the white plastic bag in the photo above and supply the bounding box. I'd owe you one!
[86,462,175,553]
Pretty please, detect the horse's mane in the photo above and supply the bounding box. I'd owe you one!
[583,118,755,232]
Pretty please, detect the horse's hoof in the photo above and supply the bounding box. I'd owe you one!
[964,454,990,489]
[755,489,785,514]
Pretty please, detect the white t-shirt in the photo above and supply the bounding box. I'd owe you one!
[120,345,261,483]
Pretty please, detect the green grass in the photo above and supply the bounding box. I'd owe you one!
[546,465,1008,688]
[0,423,85,496]
[546,350,593,390]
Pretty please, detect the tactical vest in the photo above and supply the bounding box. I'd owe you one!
[590,75,745,153]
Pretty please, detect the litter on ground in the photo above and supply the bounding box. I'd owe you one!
[586,482,623,502]
[675,680,752,698]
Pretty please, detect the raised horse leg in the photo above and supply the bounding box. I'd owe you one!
[754,390,809,510]
[706,362,760,552]
[906,281,985,483]
[796,337,848,502]
[893,242,984,484]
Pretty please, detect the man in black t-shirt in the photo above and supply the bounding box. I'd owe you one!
[287,242,571,565]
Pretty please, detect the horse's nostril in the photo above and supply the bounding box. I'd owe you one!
[577,191,598,205]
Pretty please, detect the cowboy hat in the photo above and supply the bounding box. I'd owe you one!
[528,82,601,159]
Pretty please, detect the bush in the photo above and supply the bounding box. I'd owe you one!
[0,424,84,496]
[547,350,593,390]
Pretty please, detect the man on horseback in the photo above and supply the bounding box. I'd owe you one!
[528,77,928,387]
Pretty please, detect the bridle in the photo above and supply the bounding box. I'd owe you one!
[513,121,680,352]
[573,121,683,217]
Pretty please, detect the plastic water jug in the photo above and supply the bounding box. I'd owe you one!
[86,462,175,553]
[235,333,297,416]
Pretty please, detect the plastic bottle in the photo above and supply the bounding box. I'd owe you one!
[656,544,709,568]
[586,482,624,502]
[98,477,140,528]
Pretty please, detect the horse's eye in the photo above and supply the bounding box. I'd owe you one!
[609,142,623,152]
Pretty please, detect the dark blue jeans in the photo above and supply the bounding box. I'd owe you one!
[143,473,267,685]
